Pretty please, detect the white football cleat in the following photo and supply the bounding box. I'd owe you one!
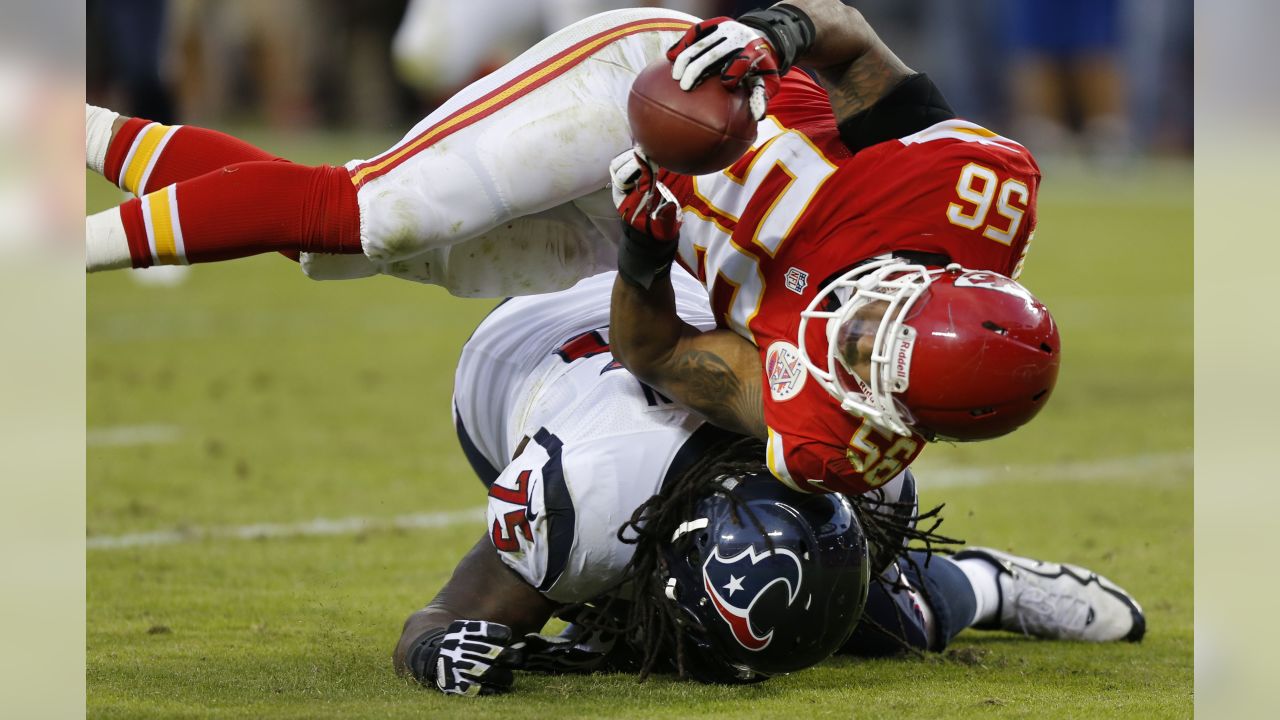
[954,547,1146,643]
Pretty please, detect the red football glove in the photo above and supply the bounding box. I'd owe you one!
[611,150,680,243]
[666,17,780,120]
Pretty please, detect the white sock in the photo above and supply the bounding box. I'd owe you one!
[86,206,133,271]
[86,104,120,176]
[956,557,1003,626]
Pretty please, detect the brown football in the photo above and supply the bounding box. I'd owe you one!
[627,59,757,176]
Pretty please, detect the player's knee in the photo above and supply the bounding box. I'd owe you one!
[901,553,978,652]
[839,571,932,656]
[299,252,380,281]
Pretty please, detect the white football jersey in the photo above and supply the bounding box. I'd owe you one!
[453,270,726,603]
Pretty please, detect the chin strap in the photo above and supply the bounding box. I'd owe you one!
[737,3,816,75]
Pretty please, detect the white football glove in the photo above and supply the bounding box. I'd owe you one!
[407,620,519,697]
[609,148,647,210]
[610,148,680,243]
[667,18,777,120]
[610,148,678,214]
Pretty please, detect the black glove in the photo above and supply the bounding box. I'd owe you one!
[514,623,618,675]
[515,604,646,675]
[405,620,521,697]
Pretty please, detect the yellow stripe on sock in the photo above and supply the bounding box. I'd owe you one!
[122,124,171,195]
[146,188,180,264]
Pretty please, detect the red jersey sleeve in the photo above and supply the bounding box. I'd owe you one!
[765,70,838,132]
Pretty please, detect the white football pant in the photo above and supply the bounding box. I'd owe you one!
[302,8,698,297]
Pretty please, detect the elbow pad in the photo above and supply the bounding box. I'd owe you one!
[837,73,956,154]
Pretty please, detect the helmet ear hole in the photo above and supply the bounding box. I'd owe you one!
[1040,342,1055,354]
[686,546,702,565]
[686,533,709,565]
[1032,389,1049,401]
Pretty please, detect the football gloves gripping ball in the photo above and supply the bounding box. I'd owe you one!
[611,149,681,290]
[666,17,778,121]
[612,149,680,243]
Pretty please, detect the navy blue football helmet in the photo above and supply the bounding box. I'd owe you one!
[661,473,870,683]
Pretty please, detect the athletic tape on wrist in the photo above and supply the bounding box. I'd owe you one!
[617,225,679,290]
[405,627,450,686]
[738,4,816,74]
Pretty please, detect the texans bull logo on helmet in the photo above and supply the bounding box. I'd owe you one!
[702,545,804,651]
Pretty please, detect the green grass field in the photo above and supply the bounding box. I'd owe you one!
[87,133,1192,719]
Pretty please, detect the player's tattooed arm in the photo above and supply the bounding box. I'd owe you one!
[610,273,768,440]
[663,344,766,437]
[393,534,558,676]
[783,0,913,124]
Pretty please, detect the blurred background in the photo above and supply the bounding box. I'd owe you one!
[76,1,1200,718]
[86,0,1192,163]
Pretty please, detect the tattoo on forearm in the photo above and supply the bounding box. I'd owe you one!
[737,379,766,439]
[823,52,910,123]
[670,350,767,438]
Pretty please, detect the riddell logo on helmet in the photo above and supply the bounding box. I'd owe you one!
[891,328,916,389]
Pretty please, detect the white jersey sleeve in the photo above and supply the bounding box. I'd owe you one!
[459,267,726,603]
[487,424,659,603]
[487,419,738,604]
[454,269,715,472]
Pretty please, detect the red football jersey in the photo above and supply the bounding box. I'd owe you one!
[659,71,1041,495]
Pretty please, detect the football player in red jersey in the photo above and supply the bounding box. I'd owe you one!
[397,271,1139,697]
[609,0,1059,495]
[84,2,1058,496]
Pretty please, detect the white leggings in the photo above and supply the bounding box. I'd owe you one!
[301,8,697,297]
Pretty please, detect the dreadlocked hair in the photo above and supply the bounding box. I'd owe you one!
[561,440,967,673]
[560,436,769,682]
[846,489,966,657]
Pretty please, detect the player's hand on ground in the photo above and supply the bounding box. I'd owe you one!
[513,623,618,675]
[611,149,680,242]
[666,17,779,120]
[409,620,521,697]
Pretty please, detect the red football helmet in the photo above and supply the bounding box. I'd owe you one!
[796,258,1060,441]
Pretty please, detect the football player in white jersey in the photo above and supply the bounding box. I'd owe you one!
[394,270,1145,697]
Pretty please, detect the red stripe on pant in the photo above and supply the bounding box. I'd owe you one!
[350,17,693,188]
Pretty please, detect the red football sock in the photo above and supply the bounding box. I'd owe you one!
[104,118,286,196]
[119,161,363,268]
